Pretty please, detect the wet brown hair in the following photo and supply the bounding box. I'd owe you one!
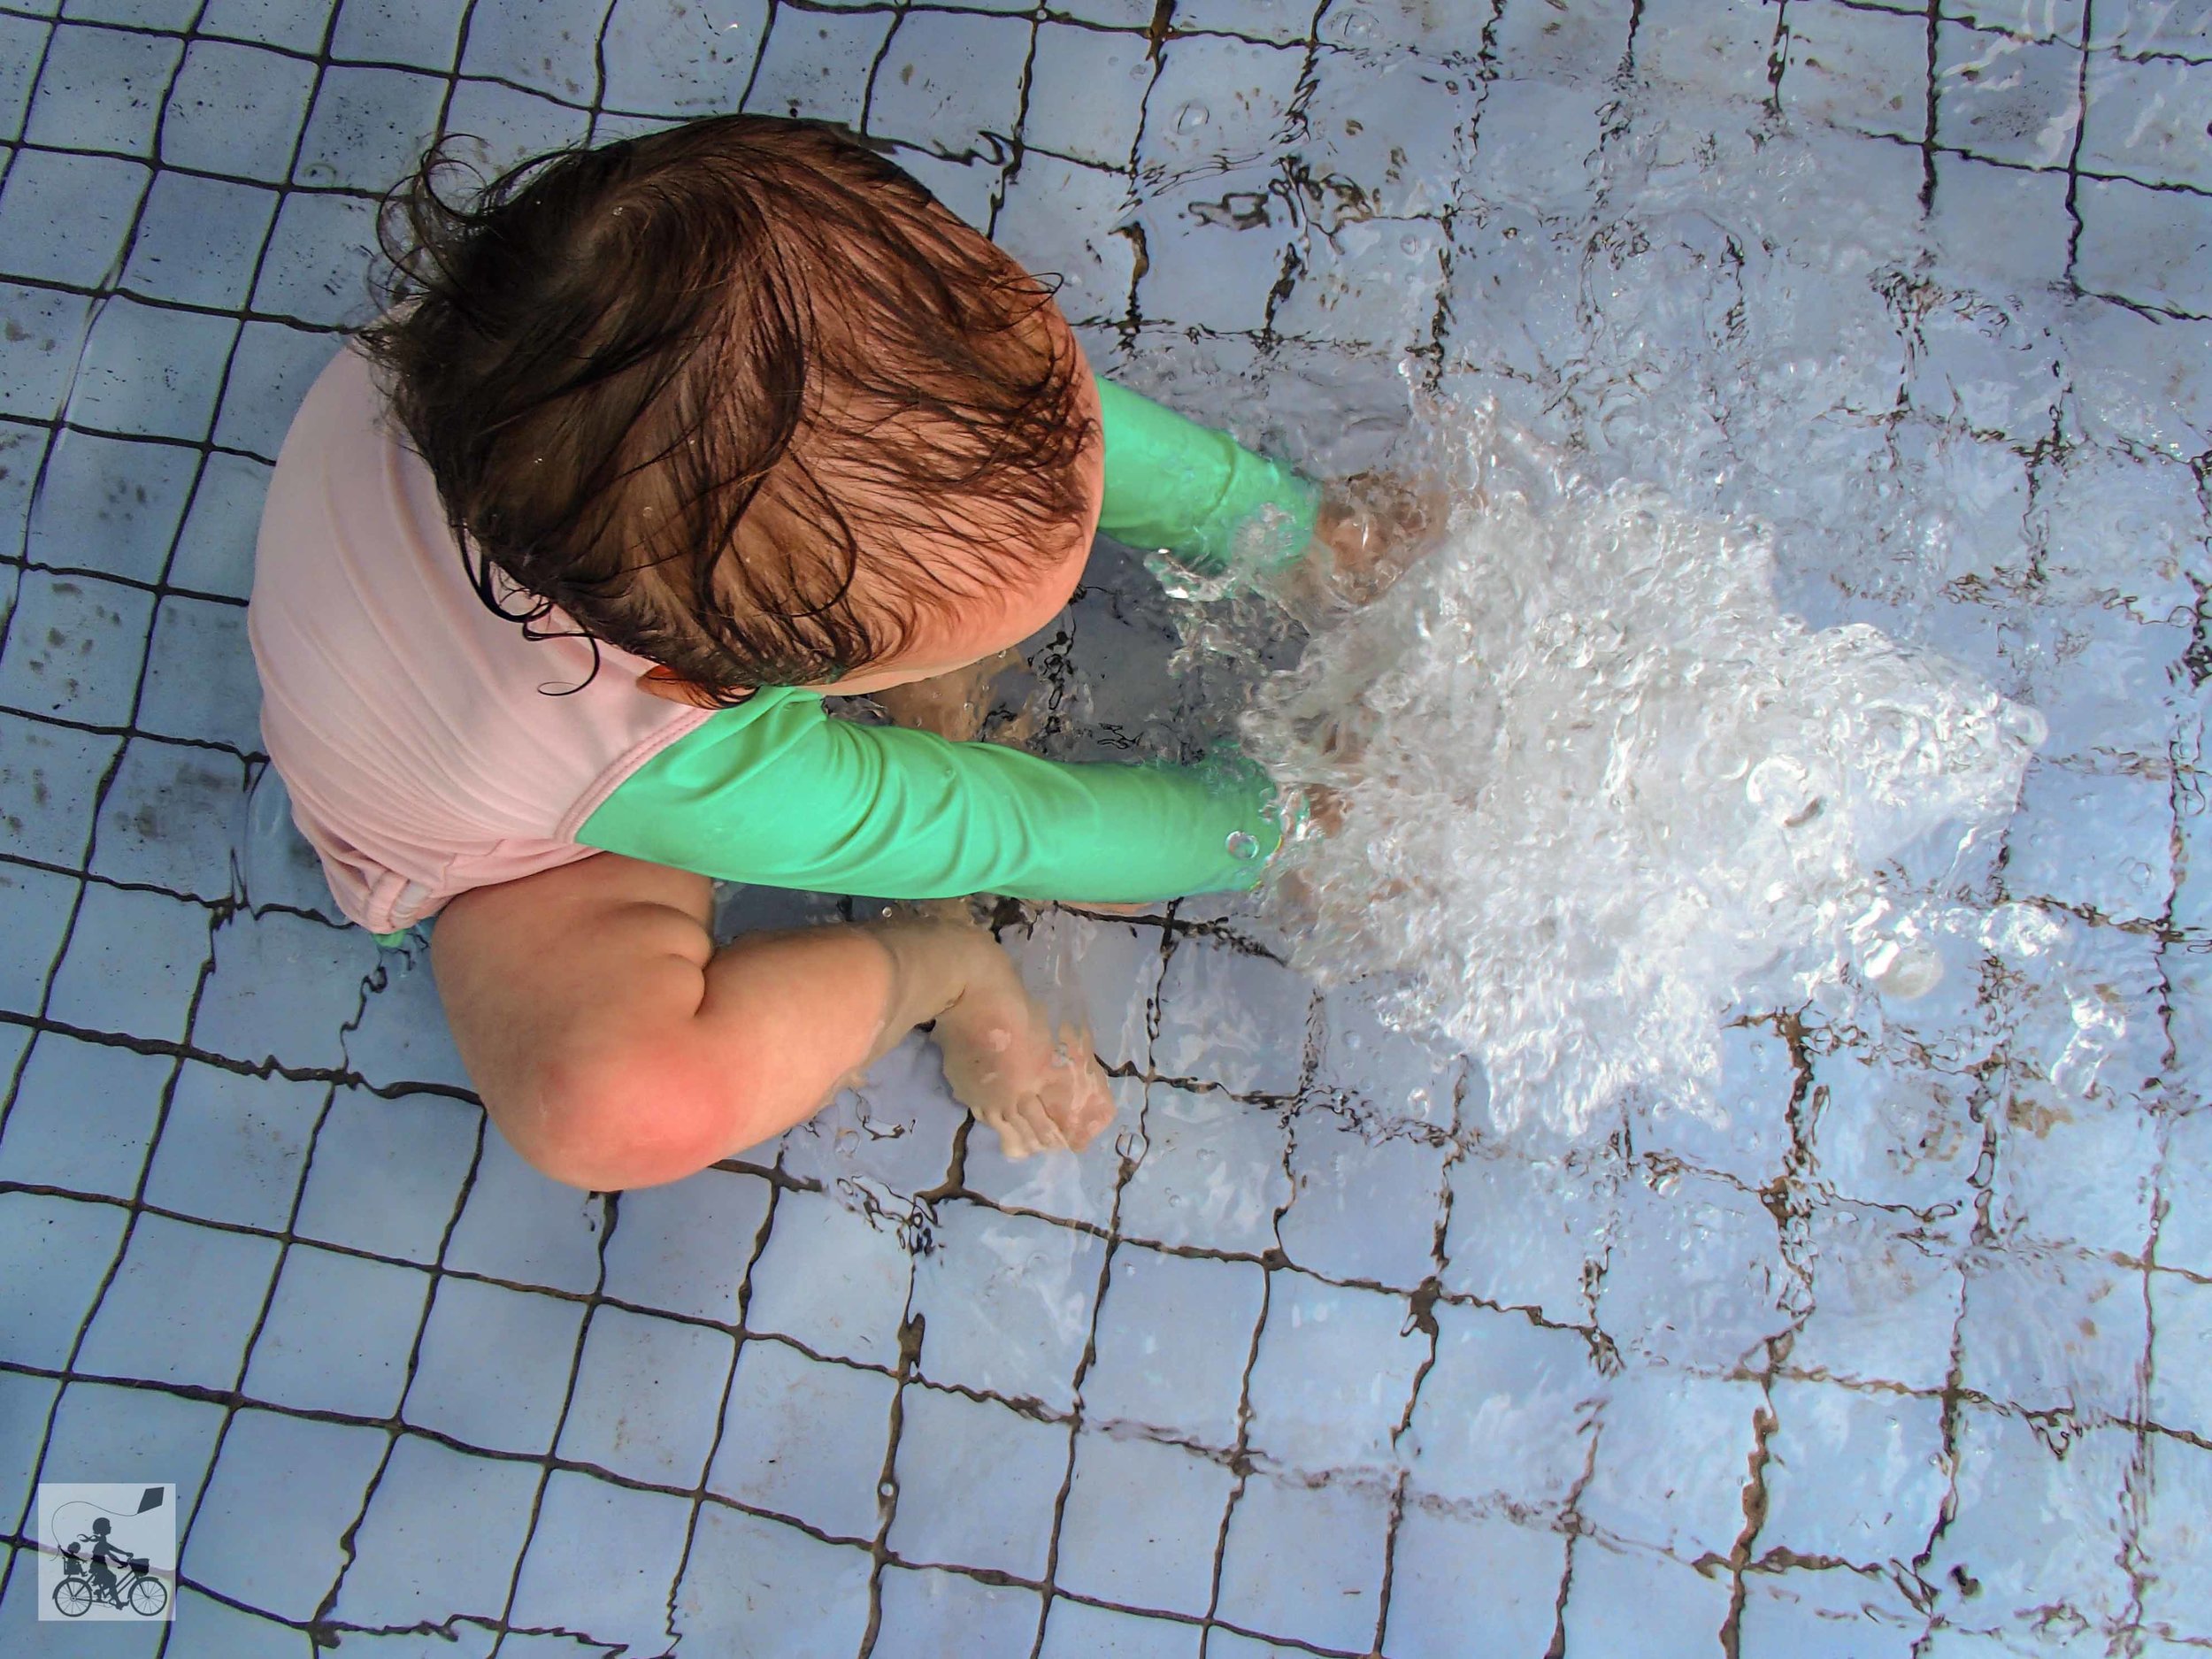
[357,115,1095,702]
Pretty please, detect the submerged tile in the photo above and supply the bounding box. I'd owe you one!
[910,1200,1103,1412]
[710,1336,895,1541]
[332,1433,541,1630]
[886,1382,1066,1578]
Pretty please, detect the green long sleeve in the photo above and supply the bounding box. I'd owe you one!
[578,687,1281,902]
[1093,377,1321,574]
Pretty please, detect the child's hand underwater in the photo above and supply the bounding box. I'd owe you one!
[1265,472,1449,626]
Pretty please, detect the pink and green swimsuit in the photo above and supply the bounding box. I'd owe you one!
[246,350,1318,941]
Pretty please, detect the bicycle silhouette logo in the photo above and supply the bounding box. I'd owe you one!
[36,1484,176,1624]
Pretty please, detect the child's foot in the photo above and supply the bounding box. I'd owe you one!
[934,982,1116,1159]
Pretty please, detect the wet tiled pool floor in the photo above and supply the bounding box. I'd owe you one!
[3,0,2212,1653]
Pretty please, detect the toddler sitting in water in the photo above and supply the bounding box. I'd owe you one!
[248,116,1401,1189]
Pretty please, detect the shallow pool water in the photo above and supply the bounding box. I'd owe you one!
[1,0,2208,1655]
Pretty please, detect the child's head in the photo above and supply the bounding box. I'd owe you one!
[361,115,1102,706]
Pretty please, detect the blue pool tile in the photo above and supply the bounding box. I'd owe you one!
[163,1589,319,1657]
[44,879,210,1042]
[1560,1544,1736,1659]
[26,428,202,582]
[1920,1409,2133,1632]
[0,1030,173,1196]
[674,1502,876,1654]
[1242,1271,1425,1476]
[599,1165,772,1324]
[873,1565,1042,1659]
[439,76,595,173]
[0,1190,127,1367]
[1081,1243,1263,1449]
[869,10,1030,156]
[707,1337,896,1540]
[1055,1430,1233,1617]
[213,322,344,456]
[162,41,321,181]
[39,1377,227,1520]
[1441,1146,1617,1327]
[1035,1593,1204,1658]
[0,423,44,549]
[885,1382,1066,1578]
[330,0,471,70]
[184,1407,390,1622]
[201,0,330,53]
[331,1434,541,1629]
[910,1200,1104,1413]
[508,1471,695,1656]
[1151,939,1312,1097]
[0,1368,63,1533]
[293,1087,478,1264]
[168,450,273,600]
[192,904,377,1071]
[0,864,79,1014]
[0,284,96,421]
[65,0,202,26]
[558,1304,734,1488]
[457,0,604,102]
[401,1276,585,1455]
[142,1062,326,1229]
[23,24,183,157]
[68,296,241,439]
[1759,1378,1949,1563]
[2162,1110,2212,1279]
[0,149,150,286]
[137,595,260,752]
[0,572,152,725]
[743,4,893,128]
[2079,173,2212,316]
[1402,1302,1597,1512]
[1958,1246,2149,1420]
[1117,1083,1291,1254]
[0,1571,165,1655]
[774,1037,962,1202]
[1022,22,1152,167]
[1382,1506,1568,1659]
[600,0,766,115]
[1276,1111,1448,1290]
[342,948,471,1093]
[88,734,248,902]
[1579,1369,1768,1562]
[0,713,122,869]
[742,1185,914,1368]
[77,1210,283,1389]
[243,1245,433,1417]
[1217,1470,1393,1653]
[234,764,345,923]
[119,173,281,309]
[0,14,53,143]
[442,1132,609,1294]
[295,65,449,191]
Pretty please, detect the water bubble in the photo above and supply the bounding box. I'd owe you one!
[1863,937,1944,998]
[2001,702,2048,749]
[1175,101,1210,133]
[1225,830,1262,860]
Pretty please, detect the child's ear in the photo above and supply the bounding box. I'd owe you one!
[636,665,738,710]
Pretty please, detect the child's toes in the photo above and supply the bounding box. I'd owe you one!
[1013,1094,1068,1156]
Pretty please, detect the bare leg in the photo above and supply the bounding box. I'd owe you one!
[430,849,1113,1191]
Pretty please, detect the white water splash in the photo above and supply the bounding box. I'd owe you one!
[1241,411,2045,1133]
